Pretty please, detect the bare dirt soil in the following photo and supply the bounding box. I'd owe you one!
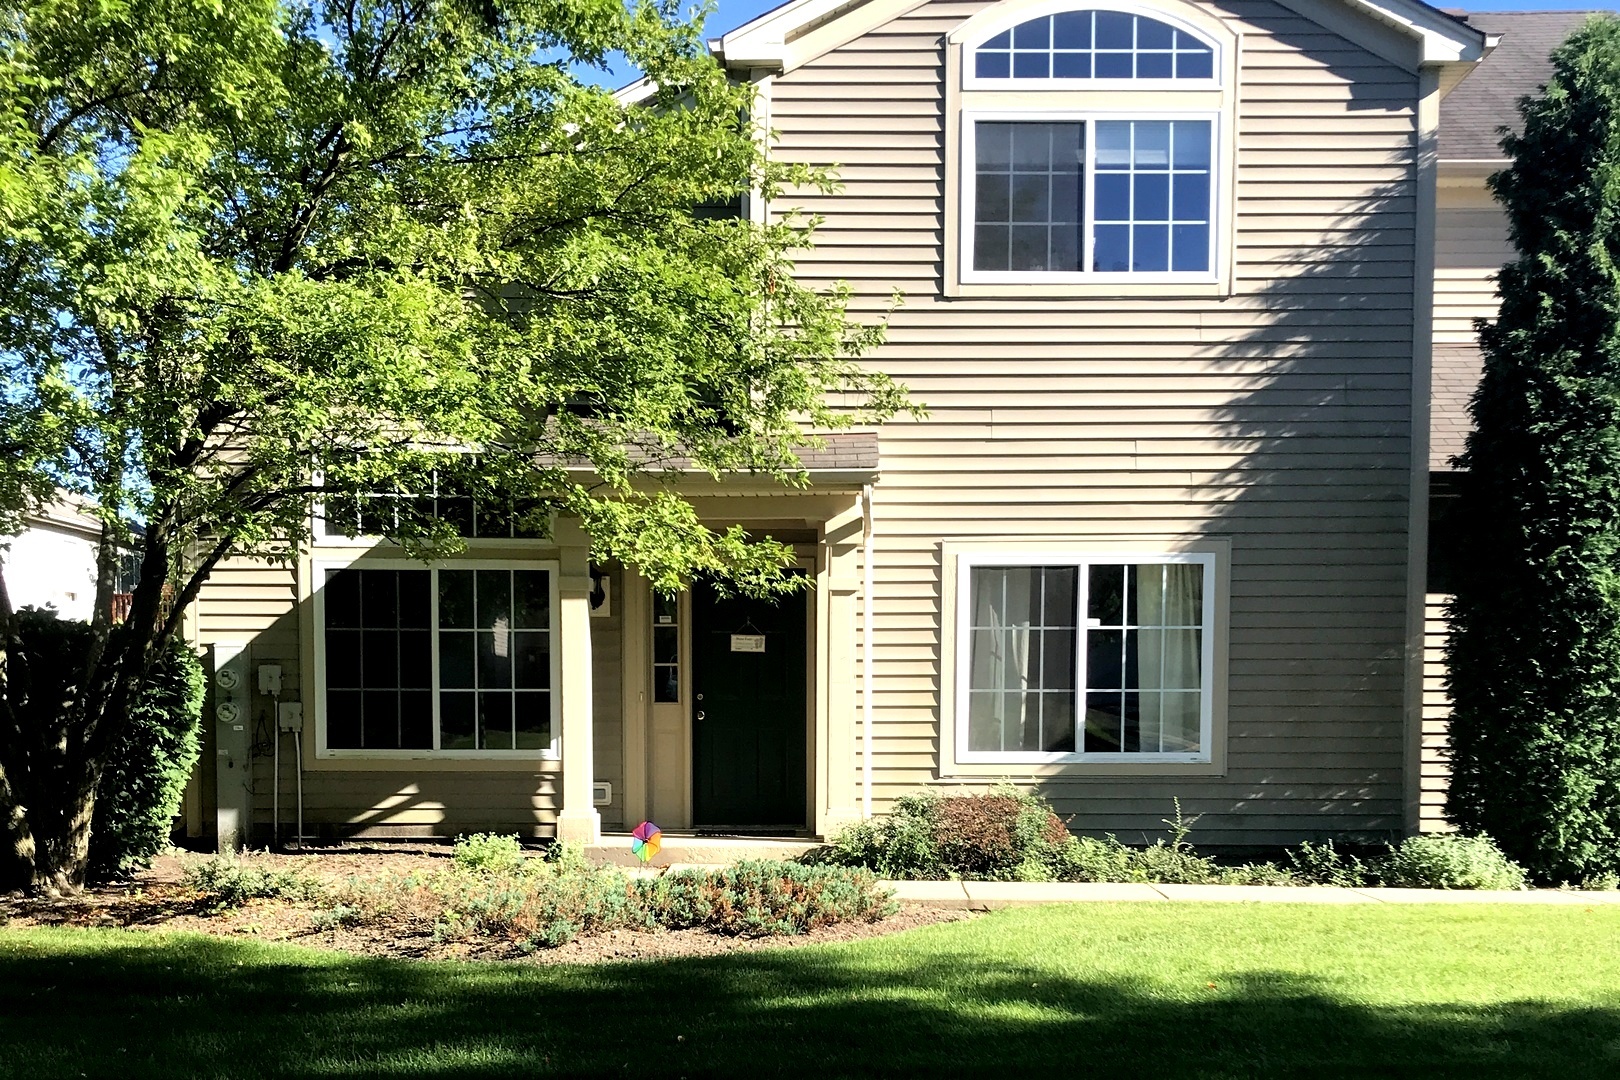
[0,846,972,965]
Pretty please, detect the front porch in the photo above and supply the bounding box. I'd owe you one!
[556,442,878,844]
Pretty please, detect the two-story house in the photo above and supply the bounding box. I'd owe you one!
[186,0,1505,850]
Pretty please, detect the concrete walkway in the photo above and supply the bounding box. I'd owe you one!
[885,879,1620,908]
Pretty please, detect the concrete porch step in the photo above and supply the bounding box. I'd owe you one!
[587,833,822,868]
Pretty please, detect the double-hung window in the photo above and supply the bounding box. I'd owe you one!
[317,561,559,757]
[956,552,1215,763]
[953,4,1230,289]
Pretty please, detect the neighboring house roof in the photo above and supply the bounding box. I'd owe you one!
[1430,11,1599,472]
[23,492,102,541]
[1439,10,1598,161]
[1431,345,1483,470]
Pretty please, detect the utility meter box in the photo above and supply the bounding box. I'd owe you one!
[212,643,253,852]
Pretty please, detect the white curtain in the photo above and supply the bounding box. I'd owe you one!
[971,568,1033,752]
[1134,563,1203,752]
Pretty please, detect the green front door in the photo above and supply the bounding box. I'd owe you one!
[691,579,808,829]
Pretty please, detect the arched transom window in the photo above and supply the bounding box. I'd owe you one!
[974,10,1215,81]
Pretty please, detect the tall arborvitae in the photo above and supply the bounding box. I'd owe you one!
[1447,16,1620,883]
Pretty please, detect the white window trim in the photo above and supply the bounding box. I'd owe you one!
[961,0,1224,92]
[953,549,1216,766]
[959,107,1221,286]
[312,556,563,760]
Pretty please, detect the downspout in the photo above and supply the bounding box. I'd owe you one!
[862,482,875,819]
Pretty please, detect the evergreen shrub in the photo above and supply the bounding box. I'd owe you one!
[8,609,205,881]
[1445,14,1620,882]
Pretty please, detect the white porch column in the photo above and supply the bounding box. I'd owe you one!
[816,500,864,838]
[555,518,600,843]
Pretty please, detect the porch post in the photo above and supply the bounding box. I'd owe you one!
[817,500,864,838]
[555,518,600,843]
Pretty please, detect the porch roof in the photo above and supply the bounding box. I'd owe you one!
[549,430,880,489]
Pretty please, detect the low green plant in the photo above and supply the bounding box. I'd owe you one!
[810,786,1078,881]
[638,860,895,937]
[322,856,892,948]
[1379,834,1528,891]
[1287,840,1373,887]
[452,833,527,875]
[182,855,322,910]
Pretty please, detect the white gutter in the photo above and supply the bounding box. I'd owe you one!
[861,482,875,819]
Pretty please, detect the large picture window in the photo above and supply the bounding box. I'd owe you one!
[318,562,558,755]
[957,553,1213,763]
[969,116,1212,275]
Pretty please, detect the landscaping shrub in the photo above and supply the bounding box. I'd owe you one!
[1287,840,1374,888]
[1379,834,1528,891]
[452,832,527,875]
[815,791,1544,891]
[809,787,1077,881]
[182,854,323,910]
[6,609,206,882]
[637,860,895,936]
[324,856,894,948]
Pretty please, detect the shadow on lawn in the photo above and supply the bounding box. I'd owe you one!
[3,930,1619,1079]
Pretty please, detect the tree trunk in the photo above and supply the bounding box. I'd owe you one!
[3,778,97,895]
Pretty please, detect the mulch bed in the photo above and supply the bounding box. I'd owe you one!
[0,847,973,965]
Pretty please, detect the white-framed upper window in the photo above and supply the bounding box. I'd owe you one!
[968,7,1219,87]
[954,2,1226,288]
[955,551,1214,764]
[314,559,560,758]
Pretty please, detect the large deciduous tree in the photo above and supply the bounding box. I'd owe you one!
[0,0,905,893]
[1447,15,1620,884]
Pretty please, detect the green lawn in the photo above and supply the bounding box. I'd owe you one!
[4,903,1620,1078]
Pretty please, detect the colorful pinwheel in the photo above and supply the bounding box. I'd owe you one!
[632,821,662,863]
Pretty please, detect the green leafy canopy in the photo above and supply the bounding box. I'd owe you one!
[0,0,910,612]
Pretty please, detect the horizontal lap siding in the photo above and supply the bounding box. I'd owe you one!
[1421,183,1504,825]
[1433,191,1511,345]
[1421,593,1454,832]
[776,0,1417,844]
[194,555,624,837]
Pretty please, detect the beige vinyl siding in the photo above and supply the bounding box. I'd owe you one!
[1419,592,1454,832]
[192,552,625,838]
[1421,180,1505,827]
[778,0,1420,844]
[1434,182,1511,344]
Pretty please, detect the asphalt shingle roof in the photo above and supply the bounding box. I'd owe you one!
[1439,10,1599,161]
[1431,345,1484,471]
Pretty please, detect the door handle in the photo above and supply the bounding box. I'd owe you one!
[696,711,705,720]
